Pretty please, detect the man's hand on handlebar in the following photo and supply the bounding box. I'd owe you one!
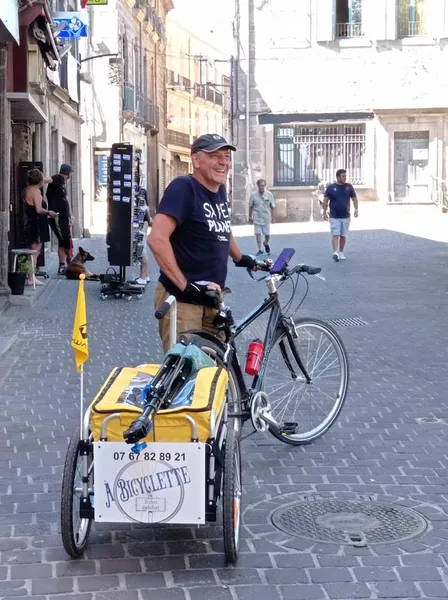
[183,281,222,307]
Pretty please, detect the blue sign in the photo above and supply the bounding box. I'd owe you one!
[97,155,108,186]
[53,12,88,39]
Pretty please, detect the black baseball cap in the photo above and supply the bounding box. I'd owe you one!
[60,163,74,175]
[191,134,236,154]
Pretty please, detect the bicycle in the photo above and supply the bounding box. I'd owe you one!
[156,247,350,446]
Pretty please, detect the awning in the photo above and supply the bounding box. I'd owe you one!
[7,92,48,123]
[258,112,375,125]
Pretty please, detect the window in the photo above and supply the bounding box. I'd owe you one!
[274,124,366,187]
[397,0,425,37]
[335,0,363,38]
[122,34,129,84]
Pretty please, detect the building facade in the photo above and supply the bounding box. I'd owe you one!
[80,0,173,221]
[165,16,231,184]
[237,0,448,222]
[0,0,87,302]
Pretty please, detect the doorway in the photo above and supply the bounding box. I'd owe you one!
[393,131,430,203]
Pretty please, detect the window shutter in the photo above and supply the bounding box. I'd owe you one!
[315,0,334,42]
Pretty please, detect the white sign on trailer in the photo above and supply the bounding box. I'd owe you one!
[94,442,206,524]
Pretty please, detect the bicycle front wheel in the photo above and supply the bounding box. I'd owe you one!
[263,318,349,445]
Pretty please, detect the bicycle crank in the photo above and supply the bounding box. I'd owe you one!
[251,392,275,433]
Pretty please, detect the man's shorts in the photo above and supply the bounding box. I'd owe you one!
[330,218,350,238]
[49,216,72,250]
[254,223,270,236]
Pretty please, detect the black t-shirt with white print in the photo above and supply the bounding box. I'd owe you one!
[156,174,231,301]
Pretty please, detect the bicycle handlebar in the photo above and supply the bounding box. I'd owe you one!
[155,296,176,320]
[123,404,155,445]
[249,260,322,278]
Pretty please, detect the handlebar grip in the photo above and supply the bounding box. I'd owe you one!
[306,266,322,276]
[155,296,175,319]
[123,406,153,444]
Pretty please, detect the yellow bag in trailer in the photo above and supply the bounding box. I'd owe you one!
[89,364,229,443]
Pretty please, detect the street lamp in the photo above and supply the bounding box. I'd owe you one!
[80,53,122,64]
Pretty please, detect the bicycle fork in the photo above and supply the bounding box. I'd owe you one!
[279,319,312,384]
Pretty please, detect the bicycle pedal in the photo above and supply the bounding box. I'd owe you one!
[280,422,298,434]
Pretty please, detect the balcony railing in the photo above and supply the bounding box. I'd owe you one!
[335,22,363,38]
[195,83,206,100]
[398,20,425,37]
[206,85,215,103]
[180,76,191,89]
[168,69,178,85]
[167,129,191,148]
[145,2,153,23]
[123,84,135,112]
[214,91,223,106]
[155,16,166,43]
[139,96,159,129]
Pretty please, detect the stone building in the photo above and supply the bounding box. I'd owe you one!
[0,0,84,303]
[235,0,448,222]
[164,15,231,183]
[79,0,173,220]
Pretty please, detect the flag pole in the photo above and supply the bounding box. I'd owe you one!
[80,365,84,437]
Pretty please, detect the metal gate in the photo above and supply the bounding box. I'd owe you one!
[393,131,430,203]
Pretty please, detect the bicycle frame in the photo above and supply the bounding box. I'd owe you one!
[188,286,311,416]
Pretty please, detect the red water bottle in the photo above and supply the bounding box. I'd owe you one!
[245,339,264,376]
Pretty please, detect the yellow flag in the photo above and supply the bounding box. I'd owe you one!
[71,274,89,373]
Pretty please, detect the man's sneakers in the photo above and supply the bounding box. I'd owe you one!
[256,250,264,257]
[263,242,271,255]
[338,252,346,260]
[332,252,339,262]
[58,264,66,275]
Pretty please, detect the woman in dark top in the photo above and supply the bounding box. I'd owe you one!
[23,169,57,285]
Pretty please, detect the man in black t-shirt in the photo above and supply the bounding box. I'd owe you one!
[322,169,358,262]
[45,163,74,274]
[149,134,257,352]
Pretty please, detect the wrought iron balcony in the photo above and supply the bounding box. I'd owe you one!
[335,22,363,38]
[398,20,425,37]
[137,95,159,130]
[214,91,223,106]
[195,83,207,100]
[206,85,215,103]
[167,129,191,148]
[123,84,135,112]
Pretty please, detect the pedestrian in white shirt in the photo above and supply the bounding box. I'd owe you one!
[249,179,276,256]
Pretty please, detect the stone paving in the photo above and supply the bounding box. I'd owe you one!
[1,214,448,599]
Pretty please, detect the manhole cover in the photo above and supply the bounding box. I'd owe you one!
[416,417,443,424]
[271,500,428,545]
[325,317,368,328]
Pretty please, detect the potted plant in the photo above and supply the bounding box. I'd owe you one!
[8,255,34,295]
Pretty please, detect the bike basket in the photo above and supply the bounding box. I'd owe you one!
[89,364,228,443]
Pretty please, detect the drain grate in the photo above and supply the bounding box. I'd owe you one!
[325,317,368,328]
[271,500,428,546]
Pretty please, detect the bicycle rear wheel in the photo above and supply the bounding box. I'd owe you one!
[263,318,349,445]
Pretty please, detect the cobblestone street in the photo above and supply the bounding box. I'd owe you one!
[1,211,448,599]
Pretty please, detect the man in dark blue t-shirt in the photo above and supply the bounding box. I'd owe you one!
[322,169,358,262]
[149,134,257,351]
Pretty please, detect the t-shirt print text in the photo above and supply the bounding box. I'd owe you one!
[203,202,231,237]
